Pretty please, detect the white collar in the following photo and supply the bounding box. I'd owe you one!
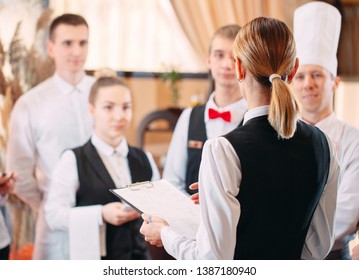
[91,134,129,158]
[52,72,90,95]
[243,105,269,125]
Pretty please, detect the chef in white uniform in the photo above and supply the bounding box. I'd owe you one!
[292,1,359,260]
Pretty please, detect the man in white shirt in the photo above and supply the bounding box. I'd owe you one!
[292,2,359,259]
[6,14,95,259]
[163,24,247,194]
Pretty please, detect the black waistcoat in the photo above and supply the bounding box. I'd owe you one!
[73,140,152,260]
[224,116,330,260]
[185,105,207,194]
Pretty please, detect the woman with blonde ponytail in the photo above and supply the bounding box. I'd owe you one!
[232,16,299,139]
[140,17,339,260]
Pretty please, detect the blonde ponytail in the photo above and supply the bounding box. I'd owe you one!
[268,78,299,139]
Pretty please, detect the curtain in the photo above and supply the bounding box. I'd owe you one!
[51,0,357,76]
[51,0,311,72]
[50,0,205,72]
[338,5,359,76]
[169,0,312,62]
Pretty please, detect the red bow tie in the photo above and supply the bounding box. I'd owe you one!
[208,108,231,122]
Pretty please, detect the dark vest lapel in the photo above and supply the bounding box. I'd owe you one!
[185,105,207,194]
[82,141,116,189]
[73,140,150,260]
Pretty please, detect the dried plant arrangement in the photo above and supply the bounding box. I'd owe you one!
[0,9,55,149]
[0,8,55,259]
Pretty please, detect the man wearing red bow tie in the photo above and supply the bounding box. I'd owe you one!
[163,25,247,195]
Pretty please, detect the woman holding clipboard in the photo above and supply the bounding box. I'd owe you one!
[140,17,339,260]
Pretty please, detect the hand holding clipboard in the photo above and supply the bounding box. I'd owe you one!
[110,179,199,239]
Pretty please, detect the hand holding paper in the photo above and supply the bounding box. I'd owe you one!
[189,182,199,204]
[110,179,200,239]
[140,213,168,247]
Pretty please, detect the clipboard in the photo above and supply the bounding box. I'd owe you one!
[110,179,199,239]
[109,181,153,214]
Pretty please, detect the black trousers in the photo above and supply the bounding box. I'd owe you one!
[0,245,10,260]
[325,245,351,260]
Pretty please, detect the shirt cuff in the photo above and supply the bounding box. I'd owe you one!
[161,226,177,257]
[97,205,104,225]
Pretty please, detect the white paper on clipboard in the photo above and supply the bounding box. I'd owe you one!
[110,179,199,239]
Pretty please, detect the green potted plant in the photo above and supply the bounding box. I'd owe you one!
[161,67,183,107]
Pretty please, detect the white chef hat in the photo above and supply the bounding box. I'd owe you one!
[293,1,341,76]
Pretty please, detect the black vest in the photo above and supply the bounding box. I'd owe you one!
[224,116,330,260]
[185,105,207,194]
[185,105,243,194]
[73,140,152,260]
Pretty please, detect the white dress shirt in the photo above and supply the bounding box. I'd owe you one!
[161,106,339,259]
[163,93,247,192]
[6,73,95,259]
[45,134,160,259]
[315,113,359,250]
[6,73,95,210]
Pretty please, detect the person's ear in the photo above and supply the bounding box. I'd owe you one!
[332,76,341,92]
[47,39,54,58]
[235,57,245,81]
[89,103,94,116]
[287,58,299,84]
[207,54,212,71]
